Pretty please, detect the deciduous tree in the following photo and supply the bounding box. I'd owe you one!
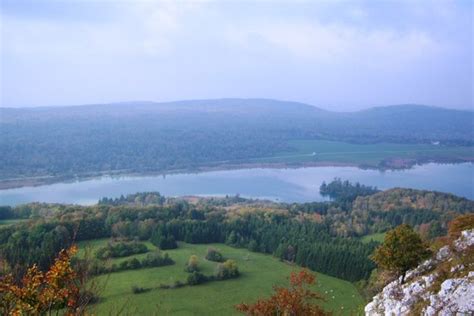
[371,224,431,283]
[236,269,328,315]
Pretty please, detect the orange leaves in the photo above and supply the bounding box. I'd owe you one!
[235,269,329,316]
[289,269,315,287]
[0,246,81,315]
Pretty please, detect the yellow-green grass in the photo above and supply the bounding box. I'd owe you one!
[360,233,385,244]
[252,140,474,166]
[79,239,365,315]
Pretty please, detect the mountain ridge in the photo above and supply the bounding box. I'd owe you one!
[0,98,470,114]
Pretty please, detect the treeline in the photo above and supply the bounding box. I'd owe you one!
[99,192,165,206]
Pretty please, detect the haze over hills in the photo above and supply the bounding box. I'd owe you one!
[2,98,472,141]
[1,99,473,185]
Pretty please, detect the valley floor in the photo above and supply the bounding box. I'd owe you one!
[80,240,364,315]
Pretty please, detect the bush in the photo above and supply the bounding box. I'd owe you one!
[95,241,148,259]
[187,272,208,286]
[88,251,174,275]
[151,230,178,250]
[205,247,224,262]
[128,258,141,269]
[171,280,186,289]
[142,251,174,267]
[185,255,199,273]
[215,259,239,280]
[131,286,150,294]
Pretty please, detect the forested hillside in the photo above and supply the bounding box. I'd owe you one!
[1,99,473,183]
[1,183,472,282]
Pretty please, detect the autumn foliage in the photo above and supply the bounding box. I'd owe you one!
[235,269,329,316]
[448,214,474,239]
[0,245,84,315]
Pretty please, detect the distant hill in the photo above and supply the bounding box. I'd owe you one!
[2,99,471,142]
[0,98,473,182]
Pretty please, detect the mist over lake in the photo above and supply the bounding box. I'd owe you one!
[1,163,472,206]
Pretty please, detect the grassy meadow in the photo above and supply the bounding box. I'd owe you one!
[360,233,386,244]
[253,140,474,167]
[79,239,365,315]
[0,219,27,226]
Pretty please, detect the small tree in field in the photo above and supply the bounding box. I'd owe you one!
[371,224,431,284]
[236,269,328,316]
[185,255,199,273]
[205,247,224,262]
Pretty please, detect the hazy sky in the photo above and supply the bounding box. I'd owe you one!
[1,0,472,110]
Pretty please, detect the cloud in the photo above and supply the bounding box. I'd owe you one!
[0,0,471,109]
[226,19,441,70]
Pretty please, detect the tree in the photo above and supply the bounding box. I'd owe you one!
[0,245,90,315]
[187,272,208,286]
[216,259,239,280]
[235,269,328,315]
[205,247,224,262]
[371,224,431,283]
[185,255,199,273]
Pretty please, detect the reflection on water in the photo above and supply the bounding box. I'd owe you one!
[0,163,472,206]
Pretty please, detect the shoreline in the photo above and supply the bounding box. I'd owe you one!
[1,158,472,191]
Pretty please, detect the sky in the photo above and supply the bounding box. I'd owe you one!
[1,0,473,110]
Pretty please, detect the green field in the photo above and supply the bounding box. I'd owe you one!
[0,219,26,226]
[253,140,473,166]
[79,239,364,315]
[360,233,385,244]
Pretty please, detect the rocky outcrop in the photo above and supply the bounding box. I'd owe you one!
[365,229,474,315]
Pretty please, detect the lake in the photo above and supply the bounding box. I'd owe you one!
[0,163,473,206]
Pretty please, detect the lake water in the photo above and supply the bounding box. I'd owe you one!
[0,163,473,206]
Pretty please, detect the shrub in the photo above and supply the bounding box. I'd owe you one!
[205,247,224,262]
[95,241,148,259]
[187,272,208,286]
[142,251,174,267]
[185,255,199,273]
[215,259,239,280]
[128,258,141,269]
[171,280,186,289]
[88,251,174,275]
[131,286,150,294]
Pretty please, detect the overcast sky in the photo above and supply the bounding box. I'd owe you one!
[1,0,472,110]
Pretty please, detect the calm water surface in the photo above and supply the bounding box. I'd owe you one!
[0,163,472,206]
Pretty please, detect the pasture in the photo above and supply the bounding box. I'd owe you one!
[79,239,365,315]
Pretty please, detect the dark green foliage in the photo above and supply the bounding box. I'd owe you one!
[88,250,174,275]
[320,178,379,203]
[187,272,209,285]
[95,241,148,259]
[151,229,178,250]
[371,224,431,283]
[131,286,150,294]
[205,247,224,262]
[99,192,165,206]
[0,206,15,220]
